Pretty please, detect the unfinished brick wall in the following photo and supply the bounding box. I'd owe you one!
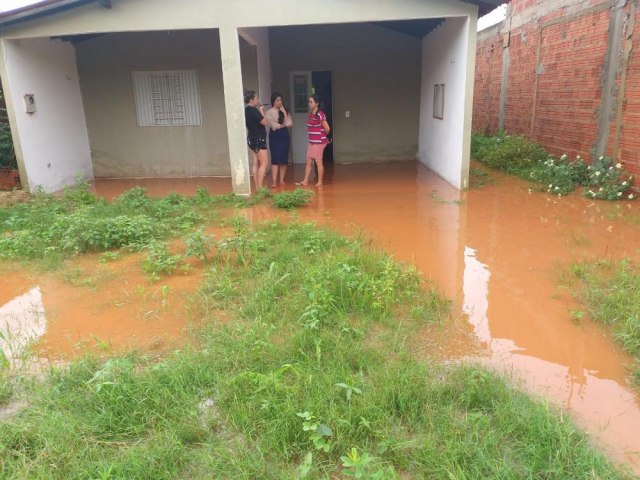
[473,0,640,178]
[472,26,503,133]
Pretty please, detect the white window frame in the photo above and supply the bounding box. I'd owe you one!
[132,70,202,127]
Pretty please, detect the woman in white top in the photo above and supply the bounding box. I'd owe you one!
[265,92,293,187]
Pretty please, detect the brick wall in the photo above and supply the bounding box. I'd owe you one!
[473,0,640,178]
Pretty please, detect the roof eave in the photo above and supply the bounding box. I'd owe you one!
[0,0,99,28]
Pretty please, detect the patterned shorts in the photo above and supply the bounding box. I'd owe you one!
[247,135,267,153]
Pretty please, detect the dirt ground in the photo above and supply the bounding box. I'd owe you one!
[0,190,30,208]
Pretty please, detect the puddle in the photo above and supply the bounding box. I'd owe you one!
[1,162,639,472]
[280,161,640,472]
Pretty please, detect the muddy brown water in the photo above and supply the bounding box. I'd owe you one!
[1,162,639,472]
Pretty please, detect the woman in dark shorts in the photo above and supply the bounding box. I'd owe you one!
[244,90,268,190]
[265,92,293,187]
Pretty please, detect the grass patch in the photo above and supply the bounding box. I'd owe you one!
[563,259,640,385]
[0,216,632,478]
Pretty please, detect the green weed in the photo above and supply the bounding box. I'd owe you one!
[272,188,314,210]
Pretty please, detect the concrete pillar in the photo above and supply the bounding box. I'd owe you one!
[594,0,627,159]
[0,39,28,190]
[498,15,511,131]
[219,27,251,196]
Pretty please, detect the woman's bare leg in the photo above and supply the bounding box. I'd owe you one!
[255,149,269,189]
[300,157,314,185]
[270,165,278,187]
[315,158,324,187]
[251,151,258,190]
[279,165,287,184]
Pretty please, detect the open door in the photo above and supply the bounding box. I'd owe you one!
[290,71,312,164]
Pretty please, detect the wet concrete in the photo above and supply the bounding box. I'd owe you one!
[2,162,639,472]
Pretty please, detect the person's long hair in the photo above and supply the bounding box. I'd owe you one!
[270,92,289,115]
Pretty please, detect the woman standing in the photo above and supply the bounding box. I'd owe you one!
[296,94,331,187]
[265,92,293,187]
[244,90,268,190]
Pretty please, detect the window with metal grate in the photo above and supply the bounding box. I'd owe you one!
[132,70,202,127]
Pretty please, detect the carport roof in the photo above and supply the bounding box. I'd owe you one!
[0,0,507,27]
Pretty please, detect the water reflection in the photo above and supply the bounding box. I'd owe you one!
[0,286,46,364]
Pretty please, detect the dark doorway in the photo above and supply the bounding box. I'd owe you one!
[312,71,333,163]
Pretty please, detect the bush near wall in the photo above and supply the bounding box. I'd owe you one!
[471,133,636,201]
[0,91,16,170]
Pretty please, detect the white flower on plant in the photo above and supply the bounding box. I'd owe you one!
[616,163,622,169]
[599,156,604,161]
[599,188,603,192]
[549,184,553,189]
[623,181,628,186]
[595,171,601,176]
[629,194,635,200]
[587,166,591,170]
[617,192,622,197]
[561,154,568,160]
[588,190,595,196]
[554,186,560,191]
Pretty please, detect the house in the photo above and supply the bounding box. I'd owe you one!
[0,0,502,194]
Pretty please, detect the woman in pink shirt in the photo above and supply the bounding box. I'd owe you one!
[296,94,331,187]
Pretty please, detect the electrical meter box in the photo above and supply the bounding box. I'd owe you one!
[24,94,36,114]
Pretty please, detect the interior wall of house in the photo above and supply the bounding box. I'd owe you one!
[270,23,422,164]
[239,36,259,96]
[419,17,471,188]
[0,37,92,192]
[75,29,241,178]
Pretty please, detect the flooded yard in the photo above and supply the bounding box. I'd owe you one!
[1,161,639,473]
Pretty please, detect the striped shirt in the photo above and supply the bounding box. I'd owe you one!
[307,111,328,144]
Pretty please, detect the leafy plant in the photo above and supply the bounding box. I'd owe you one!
[185,228,215,263]
[272,188,314,210]
[0,91,16,169]
[583,156,635,201]
[297,411,333,452]
[142,241,180,279]
[472,132,547,177]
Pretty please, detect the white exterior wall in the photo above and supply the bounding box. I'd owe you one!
[419,16,473,189]
[0,37,92,192]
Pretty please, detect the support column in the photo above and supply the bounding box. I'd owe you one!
[594,0,627,159]
[498,15,511,131]
[219,27,251,196]
[0,39,29,190]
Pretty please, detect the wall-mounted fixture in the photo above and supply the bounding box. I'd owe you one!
[23,94,36,114]
[433,84,445,120]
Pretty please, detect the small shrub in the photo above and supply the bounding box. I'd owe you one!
[185,228,215,263]
[142,241,181,279]
[583,156,635,201]
[529,154,590,196]
[272,189,314,210]
[472,133,547,177]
